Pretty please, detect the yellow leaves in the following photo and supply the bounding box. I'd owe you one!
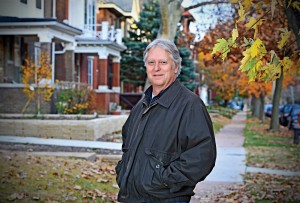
[245,17,264,39]
[239,39,267,82]
[242,0,253,11]
[277,28,291,49]
[257,52,293,82]
[291,1,300,10]
[240,49,252,71]
[249,39,267,58]
[237,2,246,23]
[211,38,230,60]
[22,51,54,113]
[232,28,239,42]
[260,63,278,81]
[281,57,293,71]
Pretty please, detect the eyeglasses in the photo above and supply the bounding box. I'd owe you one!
[146,60,169,67]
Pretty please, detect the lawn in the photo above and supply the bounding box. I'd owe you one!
[0,151,119,202]
[244,117,300,171]
[206,115,300,203]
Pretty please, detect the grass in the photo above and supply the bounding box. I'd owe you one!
[0,151,119,202]
[242,115,300,202]
[208,105,239,119]
[244,116,300,171]
[211,113,231,134]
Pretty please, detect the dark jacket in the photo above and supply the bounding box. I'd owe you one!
[116,80,216,203]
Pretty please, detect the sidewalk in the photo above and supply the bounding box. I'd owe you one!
[190,111,247,203]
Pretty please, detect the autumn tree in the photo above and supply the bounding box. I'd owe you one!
[22,51,54,114]
[197,3,295,121]
[151,0,299,130]
[211,0,299,131]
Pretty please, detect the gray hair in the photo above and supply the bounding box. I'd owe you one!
[143,38,182,77]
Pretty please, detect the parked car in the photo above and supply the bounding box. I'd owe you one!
[288,104,300,130]
[264,104,273,117]
[264,104,283,118]
[279,104,293,126]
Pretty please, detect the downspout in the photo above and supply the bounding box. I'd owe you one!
[52,0,56,18]
[52,42,55,83]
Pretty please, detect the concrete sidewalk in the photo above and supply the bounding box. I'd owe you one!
[190,111,247,203]
[0,135,122,150]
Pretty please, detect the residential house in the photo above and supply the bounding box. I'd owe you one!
[0,0,139,114]
[180,10,209,105]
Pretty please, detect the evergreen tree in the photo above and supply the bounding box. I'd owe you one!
[121,0,198,92]
[121,0,160,91]
[175,27,199,92]
[178,48,198,91]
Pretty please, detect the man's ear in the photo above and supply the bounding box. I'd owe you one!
[174,65,179,74]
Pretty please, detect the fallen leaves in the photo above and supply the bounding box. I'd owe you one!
[0,151,118,202]
[199,173,300,202]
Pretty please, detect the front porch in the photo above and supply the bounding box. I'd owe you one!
[0,16,126,114]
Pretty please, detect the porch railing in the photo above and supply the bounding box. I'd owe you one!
[78,21,122,44]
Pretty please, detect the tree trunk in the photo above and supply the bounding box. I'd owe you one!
[259,93,265,121]
[253,96,260,118]
[269,67,283,131]
[158,0,183,40]
[285,1,300,49]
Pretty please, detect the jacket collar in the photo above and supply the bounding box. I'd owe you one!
[142,80,182,108]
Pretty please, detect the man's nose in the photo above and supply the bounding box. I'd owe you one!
[154,62,161,70]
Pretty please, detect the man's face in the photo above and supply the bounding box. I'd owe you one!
[146,47,178,94]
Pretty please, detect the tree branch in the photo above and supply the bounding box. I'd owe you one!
[183,0,230,11]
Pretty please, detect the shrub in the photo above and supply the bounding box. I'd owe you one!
[54,81,92,114]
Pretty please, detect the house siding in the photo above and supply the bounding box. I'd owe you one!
[56,0,69,22]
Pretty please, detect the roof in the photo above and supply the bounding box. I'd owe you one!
[98,0,135,18]
[0,16,82,39]
[105,0,133,13]
[0,16,82,34]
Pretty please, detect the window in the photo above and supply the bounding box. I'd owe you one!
[107,56,113,89]
[20,0,27,4]
[36,0,42,9]
[87,57,94,88]
[34,42,41,69]
[84,0,96,31]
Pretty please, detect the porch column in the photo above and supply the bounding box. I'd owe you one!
[94,53,109,114]
[97,52,108,91]
[54,42,76,82]
[112,56,120,93]
[37,32,53,83]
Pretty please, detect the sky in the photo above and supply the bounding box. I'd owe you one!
[181,0,234,41]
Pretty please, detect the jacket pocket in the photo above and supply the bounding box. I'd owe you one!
[145,148,193,194]
[136,148,180,198]
[145,148,180,167]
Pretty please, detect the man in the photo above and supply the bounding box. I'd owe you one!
[116,39,216,203]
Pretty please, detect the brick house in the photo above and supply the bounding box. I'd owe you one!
[0,0,139,114]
